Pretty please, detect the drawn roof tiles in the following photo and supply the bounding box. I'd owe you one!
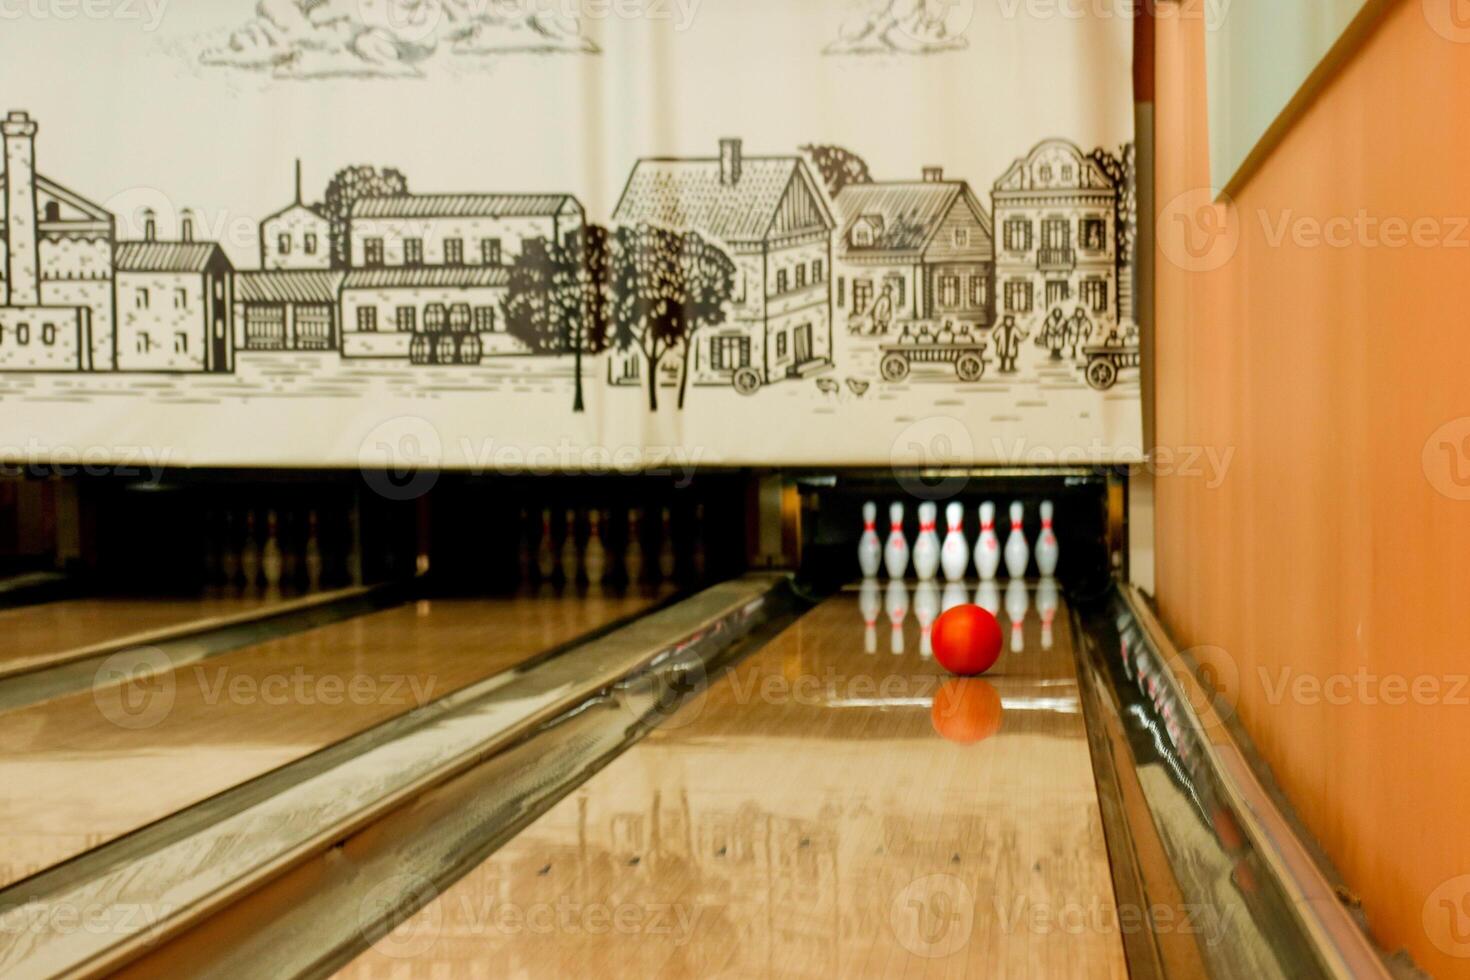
[114,241,230,273]
[237,270,345,304]
[352,194,580,220]
[834,181,988,256]
[613,157,826,244]
[342,267,510,290]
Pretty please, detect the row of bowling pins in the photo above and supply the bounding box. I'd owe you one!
[859,577,1061,656]
[205,509,327,593]
[858,500,1059,581]
[521,506,705,588]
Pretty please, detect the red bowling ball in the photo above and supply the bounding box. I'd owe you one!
[932,604,1003,676]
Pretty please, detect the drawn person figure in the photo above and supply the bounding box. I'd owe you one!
[898,321,915,343]
[992,315,1029,374]
[872,285,895,335]
[1037,308,1068,360]
[1068,306,1094,359]
[917,323,934,343]
[937,319,956,344]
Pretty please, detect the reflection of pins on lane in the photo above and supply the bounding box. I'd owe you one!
[659,507,676,581]
[585,509,607,588]
[857,501,882,579]
[974,502,1000,581]
[536,508,556,584]
[560,509,579,588]
[1037,577,1060,651]
[625,508,645,586]
[304,510,323,592]
[914,582,939,658]
[940,502,969,582]
[975,579,1000,616]
[941,581,968,613]
[1004,501,1030,579]
[1036,500,1060,577]
[912,502,940,581]
[885,578,908,655]
[240,511,260,590]
[1005,579,1030,653]
[262,510,283,590]
[859,579,881,654]
[884,502,909,579]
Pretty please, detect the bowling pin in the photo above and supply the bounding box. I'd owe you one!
[940,502,969,582]
[857,501,882,579]
[560,509,580,588]
[585,510,608,588]
[859,578,881,654]
[885,578,908,654]
[1003,502,1030,579]
[658,507,676,581]
[1037,577,1060,651]
[975,579,1000,617]
[1036,500,1060,577]
[240,511,260,590]
[973,502,1001,581]
[883,502,910,579]
[941,581,968,613]
[1005,579,1029,653]
[625,508,646,586]
[914,581,939,658]
[261,510,283,590]
[912,502,941,581]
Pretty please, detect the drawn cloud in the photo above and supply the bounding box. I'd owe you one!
[825,0,971,55]
[199,0,597,79]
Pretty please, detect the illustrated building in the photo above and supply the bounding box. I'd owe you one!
[0,111,115,371]
[991,139,1118,330]
[611,138,835,393]
[831,167,993,334]
[114,218,235,373]
[260,162,331,272]
[348,193,584,270]
[234,270,345,352]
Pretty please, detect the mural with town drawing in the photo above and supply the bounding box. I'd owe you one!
[0,111,1138,419]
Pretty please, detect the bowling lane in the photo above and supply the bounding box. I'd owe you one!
[0,590,355,678]
[0,588,670,889]
[337,580,1125,979]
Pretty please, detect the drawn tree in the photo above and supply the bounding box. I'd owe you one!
[800,145,874,199]
[1090,145,1137,315]
[503,226,616,414]
[322,165,410,269]
[610,224,735,412]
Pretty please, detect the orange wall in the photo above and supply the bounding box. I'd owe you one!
[1154,1,1470,975]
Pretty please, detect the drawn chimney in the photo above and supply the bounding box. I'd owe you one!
[294,159,303,205]
[180,208,195,243]
[923,166,944,183]
[2,110,41,307]
[720,138,743,187]
[143,208,157,242]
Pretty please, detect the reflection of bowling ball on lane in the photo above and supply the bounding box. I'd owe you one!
[932,604,1003,676]
[931,678,1004,744]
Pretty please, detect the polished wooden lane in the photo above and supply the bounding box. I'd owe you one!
[336,583,1127,979]
[0,588,669,889]
[0,590,355,677]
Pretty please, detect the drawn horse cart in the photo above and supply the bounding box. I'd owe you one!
[1080,342,1141,390]
[879,338,989,383]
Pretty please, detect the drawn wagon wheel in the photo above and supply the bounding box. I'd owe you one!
[732,367,762,395]
[1085,357,1118,391]
[955,353,985,383]
[880,352,911,382]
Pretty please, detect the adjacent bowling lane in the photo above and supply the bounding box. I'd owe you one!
[0,591,351,678]
[337,580,1124,979]
[0,588,671,889]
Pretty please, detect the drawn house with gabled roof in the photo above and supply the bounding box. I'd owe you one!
[260,162,331,272]
[832,167,994,335]
[611,138,835,394]
[114,228,234,373]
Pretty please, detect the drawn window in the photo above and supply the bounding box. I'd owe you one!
[938,276,960,308]
[135,288,150,309]
[396,306,417,332]
[954,228,970,248]
[278,234,292,255]
[424,304,447,333]
[474,306,496,332]
[1042,219,1071,250]
[175,288,188,310]
[1039,164,1053,183]
[15,322,29,345]
[357,306,378,333]
[1062,164,1074,182]
[305,234,318,255]
[1003,219,1032,253]
[969,275,986,308]
[813,260,825,283]
[215,281,224,300]
[1004,281,1033,313]
[776,333,788,359]
[445,238,464,265]
[175,332,189,354]
[136,332,152,353]
[837,276,845,308]
[776,269,789,294]
[1082,218,1106,251]
[365,239,385,267]
[711,336,751,371]
[852,280,873,316]
[852,224,874,248]
[44,202,60,222]
[481,239,503,265]
[1082,280,1108,313]
[42,322,57,346]
[1046,280,1071,308]
[795,265,807,289]
[885,276,905,309]
[404,239,424,267]
[245,306,287,350]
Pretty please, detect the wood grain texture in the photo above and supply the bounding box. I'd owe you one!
[337,586,1126,979]
[0,589,668,889]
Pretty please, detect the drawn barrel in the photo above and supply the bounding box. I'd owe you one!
[1085,356,1119,390]
[409,332,433,366]
[880,351,910,382]
[955,351,985,382]
[455,333,483,366]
